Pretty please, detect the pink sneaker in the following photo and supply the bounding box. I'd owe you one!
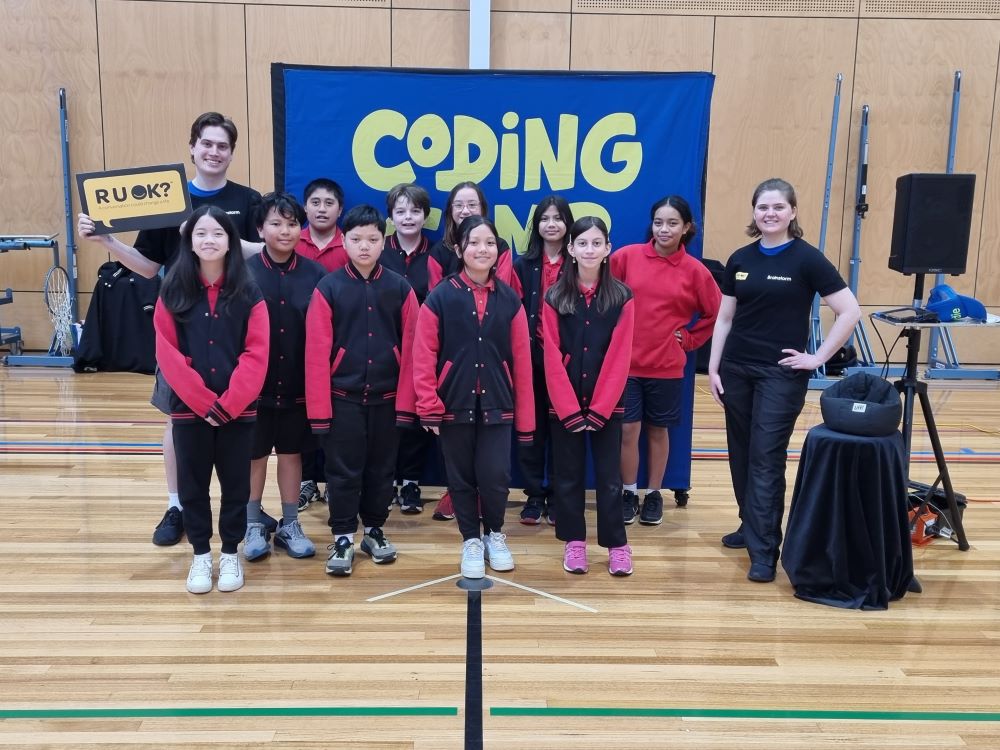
[433,492,455,521]
[562,541,588,574]
[608,545,633,576]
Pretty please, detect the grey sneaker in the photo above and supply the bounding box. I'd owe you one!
[297,480,319,511]
[243,522,271,562]
[461,538,486,579]
[325,537,354,576]
[360,526,398,564]
[483,531,515,572]
[274,518,316,558]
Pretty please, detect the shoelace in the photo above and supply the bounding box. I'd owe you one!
[566,543,586,565]
[368,528,388,547]
[328,538,351,558]
[463,538,484,555]
[283,521,306,540]
[609,547,631,566]
[219,555,240,576]
[488,533,509,551]
[190,557,212,577]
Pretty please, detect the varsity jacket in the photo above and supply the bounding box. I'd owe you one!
[381,233,443,304]
[429,237,524,297]
[247,249,326,408]
[413,271,535,441]
[542,285,635,431]
[153,277,269,424]
[514,252,564,363]
[304,261,418,434]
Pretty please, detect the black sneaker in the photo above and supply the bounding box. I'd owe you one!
[639,491,664,525]
[399,483,424,514]
[388,485,400,511]
[520,496,545,525]
[721,528,747,549]
[260,508,279,534]
[622,490,639,525]
[297,480,320,511]
[152,506,184,546]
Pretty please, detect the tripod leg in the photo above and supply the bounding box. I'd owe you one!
[916,389,969,551]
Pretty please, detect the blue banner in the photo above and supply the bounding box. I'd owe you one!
[273,65,715,489]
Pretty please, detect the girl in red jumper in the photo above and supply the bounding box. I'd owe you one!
[413,215,535,578]
[544,217,635,575]
[154,206,269,594]
[610,195,721,526]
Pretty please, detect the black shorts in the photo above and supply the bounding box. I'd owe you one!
[251,404,314,459]
[150,367,172,416]
[623,376,683,427]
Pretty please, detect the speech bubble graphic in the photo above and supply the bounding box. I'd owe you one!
[77,164,191,234]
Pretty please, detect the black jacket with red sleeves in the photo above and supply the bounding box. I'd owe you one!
[304,261,418,434]
[542,286,635,432]
[247,249,326,408]
[430,238,523,297]
[153,281,269,425]
[381,234,445,304]
[413,272,535,441]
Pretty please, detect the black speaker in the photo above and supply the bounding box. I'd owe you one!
[888,173,975,275]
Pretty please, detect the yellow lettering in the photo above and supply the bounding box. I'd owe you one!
[352,110,414,191]
[523,115,578,192]
[568,202,613,236]
[579,113,642,193]
[494,203,534,256]
[500,112,520,190]
[435,115,498,190]
[407,114,450,169]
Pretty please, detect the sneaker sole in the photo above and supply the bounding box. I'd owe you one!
[545,517,556,527]
[461,564,486,579]
[484,556,515,572]
[243,548,271,562]
[326,566,353,576]
[519,516,542,526]
[721,537,747,549]
[563,563,588,574]
[400,505,424,515]
[433,513,456,521]
[638,517,663,526]
[609,567,633,577]
[361,545,397,564]
[218,578,244,592]
[186,581,212,594]
[274,540,315,559]
[153,532,184,547]
[623,517,637,526]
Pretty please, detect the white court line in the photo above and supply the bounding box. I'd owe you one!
[366,573,462,602]
[366,572,598,614]
[486,575,598,613]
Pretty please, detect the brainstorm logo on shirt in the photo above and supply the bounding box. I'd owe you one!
[736,272,749,280]
[767,275,793,282]
[276,67,715,257]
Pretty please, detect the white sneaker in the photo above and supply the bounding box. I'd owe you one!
[461,538,486,579]
[483,531,515,572]
[186,553,213,594]
[217,552,244,592]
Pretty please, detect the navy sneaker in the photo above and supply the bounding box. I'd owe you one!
[639,491,664,525]
[399,483,424,514]
[260,508,278,534]
[622,490,639,525]
[152,507,184,546]
[520,496,545,525]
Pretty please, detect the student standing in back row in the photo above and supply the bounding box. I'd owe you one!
[305,205,419,577]
[153,206,269,594]
[611,196,721,526]
[243,193,326,564]
[543,217,635,576]
[413,215,535,579]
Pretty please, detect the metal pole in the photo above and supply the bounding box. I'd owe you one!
[468,0,491,70]
[848,104,877,367]
[809,73,842,387]
[59,88,79,321]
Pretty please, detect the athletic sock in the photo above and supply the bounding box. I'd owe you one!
[403,479,419,488]
[623,483,638,494]
[281,502,298,525]
[363,526,373,534]
[167,493,182,511]
[246,499,262,524]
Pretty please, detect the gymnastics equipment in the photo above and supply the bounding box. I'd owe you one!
[807,73,843,390]
[923,71,999,380]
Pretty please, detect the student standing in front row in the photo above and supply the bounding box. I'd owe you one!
[611,196,721,526]
[243,193,326,563]
[153,206,269,594]
[543,217,635,576]
[413,215,535,579]
[305,205,419,577]
[514,196,574,526]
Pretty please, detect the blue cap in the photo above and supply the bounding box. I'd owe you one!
[926,284,987,322]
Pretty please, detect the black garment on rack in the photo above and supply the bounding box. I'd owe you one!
[73,261,160,374]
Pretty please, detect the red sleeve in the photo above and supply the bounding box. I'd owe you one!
[542,300,584,430]
[329,246,349,272]
[305,288,334,433]
[497,249,523,297]
[212,300,269,423]
[510,305,535,441]
[427,256,443,292]
[413,304,446,426]
[609,248,627,283]
[680,263,723,352]
[154,299,218,418]
[587,298,635,429]
[395,289,419,425]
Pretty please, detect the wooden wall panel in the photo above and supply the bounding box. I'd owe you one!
[848,19,1000,308]
[245,5,391,194]
[705,18,858,272]
[972,37,1000,307]
[491,12,570,70]
[391,9,468,69]
[570,13,714,71]
[96,0,249,182]
[572,0,860,16]
[0,0,104,348]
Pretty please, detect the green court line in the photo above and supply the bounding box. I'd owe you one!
[0,707,457,719]
[490,707,1000,722]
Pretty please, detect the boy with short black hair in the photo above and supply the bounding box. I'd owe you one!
[244,192,326,562]
[305,205,419,576]
[296,178,347,273]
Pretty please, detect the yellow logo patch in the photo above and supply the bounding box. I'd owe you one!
[736,272,748,280]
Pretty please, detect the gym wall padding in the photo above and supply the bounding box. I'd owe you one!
[2,0,1000,365]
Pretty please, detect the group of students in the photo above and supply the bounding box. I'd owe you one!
[78,111,861,594]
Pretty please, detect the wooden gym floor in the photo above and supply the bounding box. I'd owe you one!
[1,366,999,749]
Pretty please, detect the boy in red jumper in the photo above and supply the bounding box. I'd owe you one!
[305,205,419,577]
[295,178,347,273]
[610,196,720,525]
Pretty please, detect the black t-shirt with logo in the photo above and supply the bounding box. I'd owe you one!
[135,181,262,271]
[720,238,847,367]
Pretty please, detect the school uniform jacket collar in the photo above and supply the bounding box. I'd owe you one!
[459,270,496,291]
[259,247,298,271]
[643,241,688,266]
[344,260,384,281]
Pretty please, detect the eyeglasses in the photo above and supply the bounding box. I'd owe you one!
[453,201,481,211]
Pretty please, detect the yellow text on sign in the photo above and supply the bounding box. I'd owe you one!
[82,169,188,227]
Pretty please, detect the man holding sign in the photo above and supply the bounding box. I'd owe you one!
[78,112,264,547]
